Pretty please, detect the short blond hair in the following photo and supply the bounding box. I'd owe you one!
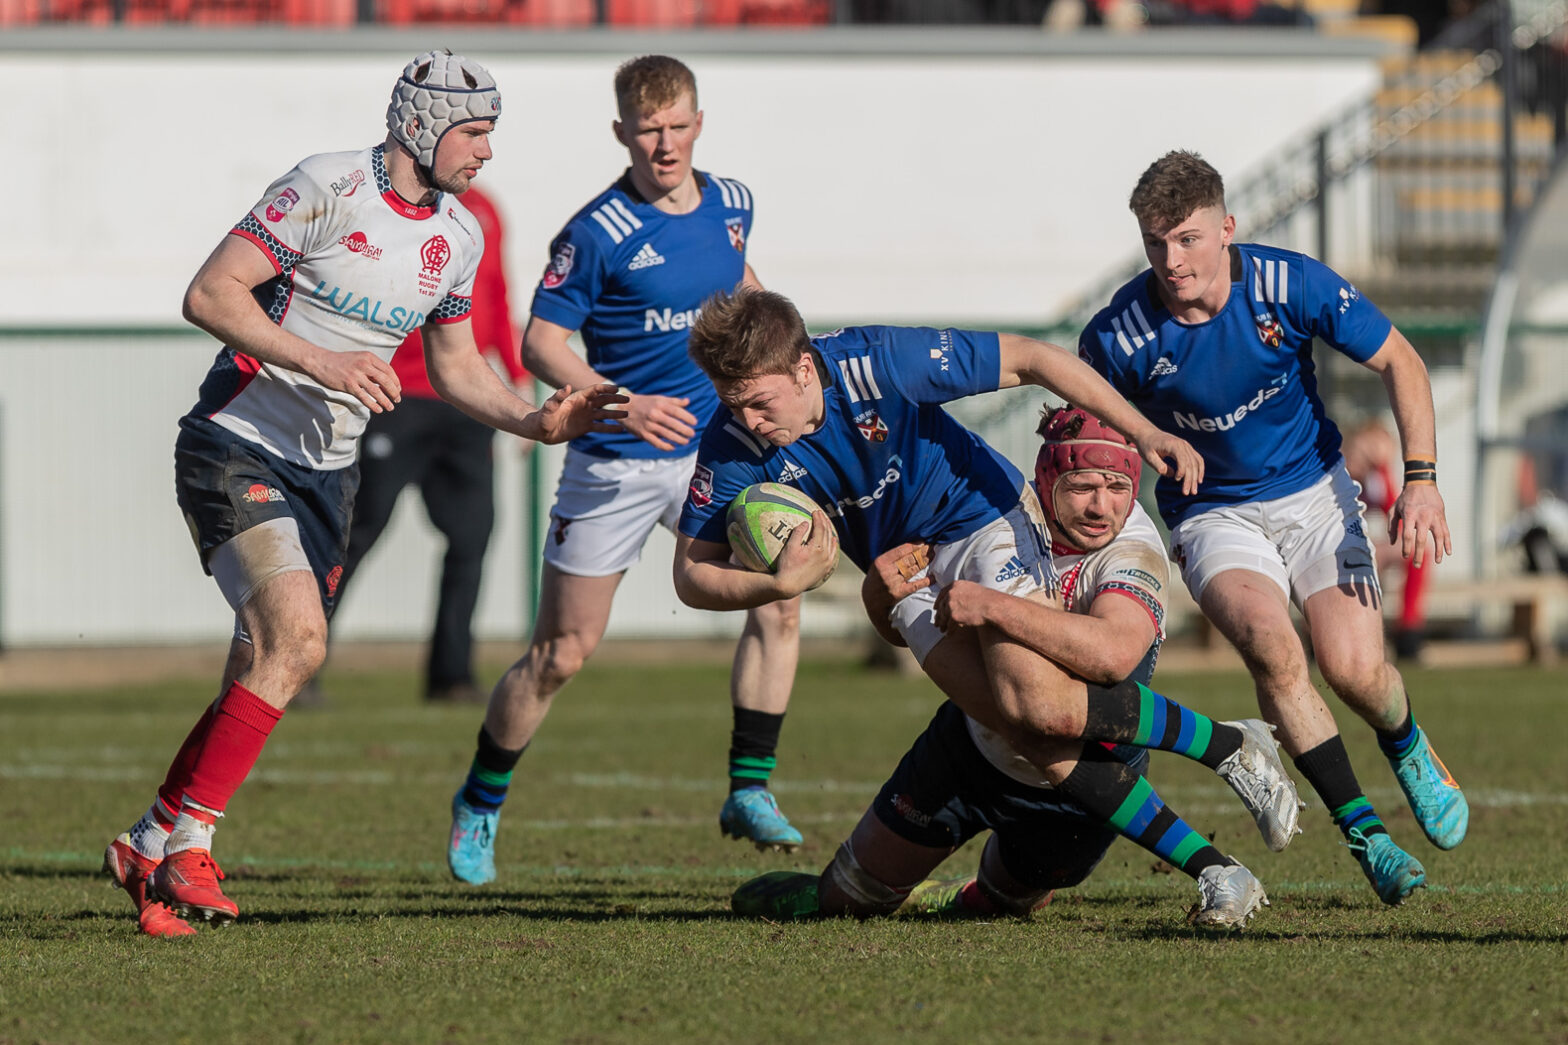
[1129,150,1226,229]
[614,55,697,117]
[688,287,811,382]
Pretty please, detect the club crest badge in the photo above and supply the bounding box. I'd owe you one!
[725,217,746,254]
[543,241,576,289]
[854,409,888,443]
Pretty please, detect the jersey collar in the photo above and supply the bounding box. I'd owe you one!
[372,145,440,220]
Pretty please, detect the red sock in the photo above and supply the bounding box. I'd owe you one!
[181,682,284,813]
[157,702,220,819]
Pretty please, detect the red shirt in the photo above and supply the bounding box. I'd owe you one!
[393,185,528,400]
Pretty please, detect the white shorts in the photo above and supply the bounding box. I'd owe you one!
[891,490,1052,666]
[542,447,695,577]
[1168,458,1379,609]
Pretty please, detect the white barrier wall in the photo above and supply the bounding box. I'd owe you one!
[0,33,1390,644]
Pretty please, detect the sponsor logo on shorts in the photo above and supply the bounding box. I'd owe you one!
[1341,551,1372,571]
[725,216,746,253]
[417,235,451,296]
[689,463,714,508]
[338,231,382,260]
[552,514,573,545]
[326,565,343,597]
[330,170,366,197]
[1346,518,1365,538]
[853,409,888,442]
[890,793,932,827]
[542,241,576,289]
[264,187,300,223]
[995,555,1030,583]
[242,483,285,504]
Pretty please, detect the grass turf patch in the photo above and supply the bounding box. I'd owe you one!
[2,660,1565,1044]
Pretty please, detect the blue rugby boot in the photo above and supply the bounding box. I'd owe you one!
[1388,727,1468,850]
[732,870,819,920]
[447,790,498,885]
[719,788,803,853]
[1347,827,1426,905]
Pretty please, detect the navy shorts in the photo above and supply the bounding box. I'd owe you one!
[872,701,1149,892]
[174,415,359,616]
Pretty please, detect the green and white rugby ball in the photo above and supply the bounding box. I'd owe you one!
[726,482,835,584]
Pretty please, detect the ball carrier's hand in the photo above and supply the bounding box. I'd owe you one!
[772,510,839,596]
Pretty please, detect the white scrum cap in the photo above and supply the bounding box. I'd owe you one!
[386,50,501,173]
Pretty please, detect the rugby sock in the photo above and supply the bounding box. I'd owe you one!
[1082,680,1243,770]
[181,681,284,814]
[460,726,526,813]
[1375,700,1420,761]
[729,708,785,792]
[126,802,177,861]
[1294,736,1388,839]
[165,801,220,856]
[1057,752,1230,878]
[155,701,220,822]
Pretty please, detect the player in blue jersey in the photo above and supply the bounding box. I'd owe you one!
[674,287,1308,928]
[1078,151,1468,905]
[446,55,806,885]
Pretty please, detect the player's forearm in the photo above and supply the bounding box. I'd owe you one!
[981,597,1140,685]
[521,330,608,392]
[673,556,793,611]
[429,350,537,436]
[1379,351,1439,466]
[182,275,328,377]
[1002,336,1160,448]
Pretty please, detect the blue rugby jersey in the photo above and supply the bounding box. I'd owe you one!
[677,325,1026,571]
[529,170,753,459]
[1077,243,1392,527]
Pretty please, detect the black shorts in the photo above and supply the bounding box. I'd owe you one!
[872,701,1149,892]
[174,415,359,615]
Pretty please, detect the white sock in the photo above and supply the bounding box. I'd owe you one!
[126,804,171,861]
[164,800,222,855]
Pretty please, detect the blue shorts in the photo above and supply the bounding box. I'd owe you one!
[872,701,1149,892]
[174,415,358,615]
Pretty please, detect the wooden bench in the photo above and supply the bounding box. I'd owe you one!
[1416,575,1568,666]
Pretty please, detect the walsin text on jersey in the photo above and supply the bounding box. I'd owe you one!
[310,282,425,332]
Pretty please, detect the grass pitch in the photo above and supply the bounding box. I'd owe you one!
[2,656,1565,1044]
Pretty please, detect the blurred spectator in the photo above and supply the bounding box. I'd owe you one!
[327,184,529,705]
[1499,455,1568,575]
[1343,417,1430,660]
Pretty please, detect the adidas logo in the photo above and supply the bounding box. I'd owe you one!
[628,242,666,270]
[994,555,1030,583]
[1151,356,1179,377]
[778,461,809,483]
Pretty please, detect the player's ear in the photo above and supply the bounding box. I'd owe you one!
[794,352,812,386]
[611,118,626,147]
[1221,213,1236,246]
[693,109,704,141]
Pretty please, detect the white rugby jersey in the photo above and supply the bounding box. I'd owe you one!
[965,501,1171,788]
[187,144,482,469]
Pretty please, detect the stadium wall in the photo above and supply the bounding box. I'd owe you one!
[1,31,1395,645]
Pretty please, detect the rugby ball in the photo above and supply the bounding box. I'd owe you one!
[726,483,836,584]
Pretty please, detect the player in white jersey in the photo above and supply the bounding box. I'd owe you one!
[731,408,1265,926]
[446,56,809,888]
[99,51,623,938]
[1078,151,1467,906]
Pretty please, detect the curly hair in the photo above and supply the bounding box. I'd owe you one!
[1129,150,1226,230]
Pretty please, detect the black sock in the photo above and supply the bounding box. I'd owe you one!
[1082,680,1243,770]
[460,726,527,813]
[729,708,784,792]
[1294,736,1386,839]
[1057,748,1230,879]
